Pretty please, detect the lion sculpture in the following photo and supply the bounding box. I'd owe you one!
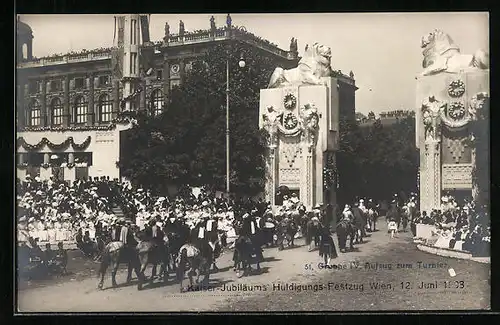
[268,42,332,88]
[421,29,489,76]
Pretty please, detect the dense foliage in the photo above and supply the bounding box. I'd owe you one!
[336,116,419,204]
[471,99,489,209]
[120,41,277,196]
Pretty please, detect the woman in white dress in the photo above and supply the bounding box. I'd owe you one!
[38,217,48,242]
[47,218,56,243]
[55,216,64,241]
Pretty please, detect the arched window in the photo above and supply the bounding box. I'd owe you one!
[51,97,64,125]
[74,96,88,124]
[151,89,164,116]
[98,94,113,122]
[27,99,41,126]
[22,43,28,60]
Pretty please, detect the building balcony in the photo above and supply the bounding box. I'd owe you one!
[17,51,112,69]
[152,27,290,59]
[17,27,292,70]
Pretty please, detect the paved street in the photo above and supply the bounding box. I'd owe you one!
[17,228,490,312]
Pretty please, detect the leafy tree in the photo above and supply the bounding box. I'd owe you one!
[120,41,278,196]
[337,115,418,204]
[470,96,489,209]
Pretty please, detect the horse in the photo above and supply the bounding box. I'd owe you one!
[135,231,171,290]
[233,235,261,277]
[97,240,142,290]
[277,218,298,250]
[336,219,356,253]
[386,205,401,232]
[176,243,212,292]
[164,221,190,272]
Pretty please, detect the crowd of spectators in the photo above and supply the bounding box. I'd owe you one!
[412,195,490,257]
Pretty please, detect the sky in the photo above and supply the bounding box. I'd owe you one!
[18,13,489,115]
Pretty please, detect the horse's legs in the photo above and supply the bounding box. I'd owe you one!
[126,261,133,283]
[111,258,119,287]
[97,258,108,289]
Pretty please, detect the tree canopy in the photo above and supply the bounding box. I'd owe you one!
[336,116,419,204]
[120,41,277,196]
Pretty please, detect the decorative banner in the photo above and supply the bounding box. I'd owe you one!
[17,136,91,151]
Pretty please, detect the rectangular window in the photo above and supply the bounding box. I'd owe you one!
[28,80,39,94]
[156,70,163,80]
[99,76,109,86]
[132,19,137,44]
[50,80,61,92]
[75,77,84,89]
[29,102,42,127]
[130,53,137,74]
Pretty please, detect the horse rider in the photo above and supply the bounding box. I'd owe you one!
[359,199,369,232]
[306,211,321,252]
[352,202,365,243]
[336,205,352,253]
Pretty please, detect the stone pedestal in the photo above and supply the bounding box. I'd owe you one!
[420,139,442,213]
[416,69,489,211]
[259,77,340,210]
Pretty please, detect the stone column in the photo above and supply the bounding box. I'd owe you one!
[421,139,441,213]
[87,74,94,125]
[267,145,277,206]
[113,80,120,118]
[68,152,75,164]
[44,153,50,164]
[301,144,314,210]
[41,79,47,126]
[63,76,70,126]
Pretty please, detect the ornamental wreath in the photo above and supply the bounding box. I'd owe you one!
[283,93,297,110]
[283,112,298,130]
[448,80,465,98]
[448,102,466,120]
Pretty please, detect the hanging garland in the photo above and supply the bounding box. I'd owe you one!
[17,136,92,151]
[23,124,116,132]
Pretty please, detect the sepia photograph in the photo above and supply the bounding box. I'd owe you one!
[15,12,490,312]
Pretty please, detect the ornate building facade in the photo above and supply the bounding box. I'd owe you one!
[16,15,299,183]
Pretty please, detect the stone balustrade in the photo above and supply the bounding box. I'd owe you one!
[18,27,290,69]
[18,51,113,68]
